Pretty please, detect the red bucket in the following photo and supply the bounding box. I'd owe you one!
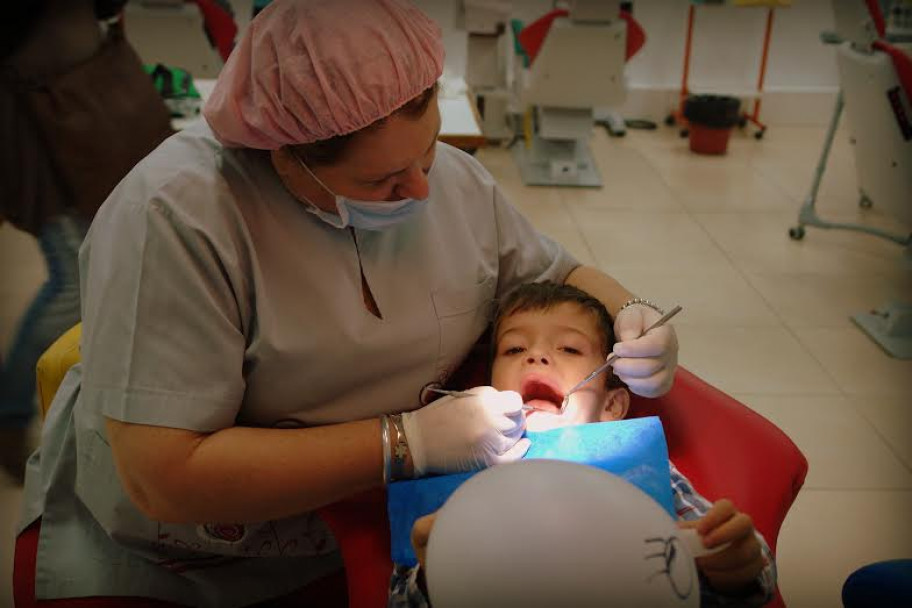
[689,124,733,155]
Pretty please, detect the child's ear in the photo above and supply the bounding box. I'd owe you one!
[599,388,630,422]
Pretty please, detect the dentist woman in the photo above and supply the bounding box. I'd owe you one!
[15,1,678,606]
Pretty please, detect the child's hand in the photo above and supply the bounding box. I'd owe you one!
[678,499,765,595]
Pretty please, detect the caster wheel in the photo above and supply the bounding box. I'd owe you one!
[859,196,873,209]
[754,129,765,140]
[738,117,748,129]
[789,226,805,240]
[665,114,676,127]
[679,129,689,138]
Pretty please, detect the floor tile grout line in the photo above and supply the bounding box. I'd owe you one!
[750,153,809,209]
[734,391,912,401]
[655,155,858,406]
[751,145,912,244]
[574,139,860,415]
[556,159,688,216]
[845,399,912,476]
[794,487,912,494]
[735,390,912,478]
[614,135,849,396]
[555,190,600,268]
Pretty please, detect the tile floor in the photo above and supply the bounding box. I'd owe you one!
[1,124,910,607]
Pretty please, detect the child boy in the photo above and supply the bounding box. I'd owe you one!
[390,282,776,607]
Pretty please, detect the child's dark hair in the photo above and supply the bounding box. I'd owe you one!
[492,282,625,389]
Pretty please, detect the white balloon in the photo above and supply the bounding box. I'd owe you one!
[426,460,700,608]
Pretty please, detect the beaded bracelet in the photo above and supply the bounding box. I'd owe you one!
[620,298,665,316]
[388,414,411,482]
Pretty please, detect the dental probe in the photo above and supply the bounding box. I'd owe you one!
[559,305,683,413]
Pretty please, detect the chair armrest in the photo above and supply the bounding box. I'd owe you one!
[317,489,393,608]
[629,367,808,556]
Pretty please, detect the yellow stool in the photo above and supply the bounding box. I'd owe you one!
[35,323,82,419]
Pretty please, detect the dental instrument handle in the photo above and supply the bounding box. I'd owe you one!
[562,352,620,402]
[560,305,683,411]
[424,387,471,399]
[423,386,536,412]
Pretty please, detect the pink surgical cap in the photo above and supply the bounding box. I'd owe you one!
[203,0,444,149]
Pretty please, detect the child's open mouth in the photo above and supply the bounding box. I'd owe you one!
[520,374,564,414]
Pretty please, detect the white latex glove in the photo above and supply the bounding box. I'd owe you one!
[612,304,679,398]
[401,386,530,477]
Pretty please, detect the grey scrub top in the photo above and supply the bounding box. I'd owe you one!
[19,122,579,607]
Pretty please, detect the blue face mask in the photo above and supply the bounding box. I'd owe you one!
[293,153,429,231]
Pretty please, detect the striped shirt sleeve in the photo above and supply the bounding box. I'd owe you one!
[670,461,777,607]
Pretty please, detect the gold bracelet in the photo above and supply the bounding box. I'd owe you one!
[620,297,665,316]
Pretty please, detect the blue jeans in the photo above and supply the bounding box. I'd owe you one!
[0,214,89,429]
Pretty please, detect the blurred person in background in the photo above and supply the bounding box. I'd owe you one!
[0,0,172,484]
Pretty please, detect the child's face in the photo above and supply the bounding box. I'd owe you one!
[492,302,628,433]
